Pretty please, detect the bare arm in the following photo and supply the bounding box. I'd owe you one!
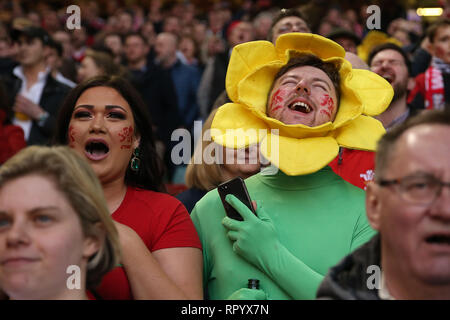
[115,221,203,300]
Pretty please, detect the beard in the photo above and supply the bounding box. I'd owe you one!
[392,78,409,102]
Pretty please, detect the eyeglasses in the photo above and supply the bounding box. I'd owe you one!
[377,173,450,205]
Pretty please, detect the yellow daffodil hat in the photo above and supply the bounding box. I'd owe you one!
[211,33,394,176]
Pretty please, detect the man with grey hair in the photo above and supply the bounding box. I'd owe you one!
[317,109,450,300]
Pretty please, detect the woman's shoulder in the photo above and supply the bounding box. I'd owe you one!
[129,187,184,210]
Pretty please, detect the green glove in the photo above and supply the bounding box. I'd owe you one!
[226,288,267,300]
[222,195,280,272]
[222,194,323,300]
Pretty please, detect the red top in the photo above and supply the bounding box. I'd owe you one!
[94,187,201,300]
[328,148,375,190]
[0,110,26,164]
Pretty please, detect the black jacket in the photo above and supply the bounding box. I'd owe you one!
[1,72,71,146]
[316,234,381,300]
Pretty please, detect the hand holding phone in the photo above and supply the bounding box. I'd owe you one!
[218,177,256,221]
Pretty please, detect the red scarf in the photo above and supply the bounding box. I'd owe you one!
[425,64,445,110]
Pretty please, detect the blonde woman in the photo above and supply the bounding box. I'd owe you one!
[0,146,120,300]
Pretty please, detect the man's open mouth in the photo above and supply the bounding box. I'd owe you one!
[288,101,313,114]
[85,140,110,161]
[425,234,450,246]
[381,73,395,84]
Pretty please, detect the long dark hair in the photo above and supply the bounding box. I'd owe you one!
[52,75,166,192]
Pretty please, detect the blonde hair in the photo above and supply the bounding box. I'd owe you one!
[0,146,120,289]
[185,109,225,190]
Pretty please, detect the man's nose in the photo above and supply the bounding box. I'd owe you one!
[295,79,310,94]
[429,183,450,222]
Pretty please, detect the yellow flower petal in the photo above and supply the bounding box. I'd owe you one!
[226,41,278,102]
[260,133,339,176]
[333,115,386,151]
[275,33,346,62]
[211,103,268,148]
[349,69,393,116]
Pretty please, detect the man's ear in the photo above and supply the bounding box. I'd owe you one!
[365,181,381,231]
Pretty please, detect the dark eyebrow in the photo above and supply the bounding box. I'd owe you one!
[74,104,128,112]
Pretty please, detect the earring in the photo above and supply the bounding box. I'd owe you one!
[130,147,140,172]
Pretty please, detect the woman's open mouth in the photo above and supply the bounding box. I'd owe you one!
[84,139,110,161]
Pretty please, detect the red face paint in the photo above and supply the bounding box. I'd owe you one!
[68,125,76,147]
[270,89,286,113]
[118,126,133,149]
[320,94,335,120]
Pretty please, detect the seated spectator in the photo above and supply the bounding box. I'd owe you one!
[177,108,261,213]
[0,145,120,300]
[53,75,202,300]
[317,109,450,300]
[408,19,450,110]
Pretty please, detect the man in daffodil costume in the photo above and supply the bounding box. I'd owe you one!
[191,33,393,300]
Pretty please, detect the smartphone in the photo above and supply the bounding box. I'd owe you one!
[217,177,256,221]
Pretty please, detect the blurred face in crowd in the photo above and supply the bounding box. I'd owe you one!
[163,16,181,36]
[271,16,310,43]
[366,124,450,297]
[179,37,196,62]
[222,144,261,180]
[77,56,103,83]
[154,33,177,65]
[430,25,450,64]
[68,86,140,185]
[370,49,413,101]
[46,46,61,71]
[268,65,338,126]
[124,35,148,65]
[72,28,87,49]
[52,31,73,59]
[227,22,254,48]
[16,36,47,67]
[117,12,133,34]
[254,15,273,40]
[0,174,99,300]
[104,34,123,58]
[334,37,357,54]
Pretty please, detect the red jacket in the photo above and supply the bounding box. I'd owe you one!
[0,110,26,164]
[328,148,375,190]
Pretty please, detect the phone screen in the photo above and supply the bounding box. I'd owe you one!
[217,177,256,221]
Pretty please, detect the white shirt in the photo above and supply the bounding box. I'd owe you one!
[12,66,50,141]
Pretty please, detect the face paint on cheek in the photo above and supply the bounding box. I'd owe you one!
[319,94,335,120]
[119,126,134,149]
[269,89,286,113]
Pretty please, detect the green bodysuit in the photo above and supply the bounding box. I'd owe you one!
[191,166,376,300]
